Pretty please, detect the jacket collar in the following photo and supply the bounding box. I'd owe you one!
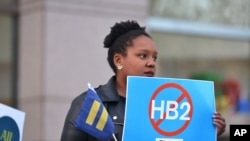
[97,75,121,102]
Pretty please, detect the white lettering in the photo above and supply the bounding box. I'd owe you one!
[151,100,164,119]
[241,129,247,136]
[150,100,191,120]
[155,138,183,141]
[166,101,178,120]
[234,129,247,136]
[180,102,190,120]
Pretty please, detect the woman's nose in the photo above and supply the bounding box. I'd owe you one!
[146,58,156,68]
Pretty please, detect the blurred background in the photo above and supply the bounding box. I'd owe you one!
[0,0,249,140]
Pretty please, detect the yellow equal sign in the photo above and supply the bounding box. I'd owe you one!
[85,100,108,131]
[96,107,108,131]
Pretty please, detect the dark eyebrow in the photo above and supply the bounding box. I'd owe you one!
[136,49,158,55]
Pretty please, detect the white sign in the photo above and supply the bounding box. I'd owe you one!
[0,103,25,141]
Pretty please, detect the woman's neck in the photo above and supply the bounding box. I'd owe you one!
[116,76,126,97]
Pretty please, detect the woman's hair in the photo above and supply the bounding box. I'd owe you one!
[103,20,151,73]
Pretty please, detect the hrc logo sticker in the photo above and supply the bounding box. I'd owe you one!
[0,116,20,141]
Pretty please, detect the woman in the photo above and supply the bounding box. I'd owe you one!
[60,20,226,141]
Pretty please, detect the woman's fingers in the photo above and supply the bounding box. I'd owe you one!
[213,112,226,136]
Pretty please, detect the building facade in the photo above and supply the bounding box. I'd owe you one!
[0,0,249,141]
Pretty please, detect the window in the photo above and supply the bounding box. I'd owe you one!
[0,0,18,107]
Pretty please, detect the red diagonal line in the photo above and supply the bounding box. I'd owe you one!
[155,93,186,125]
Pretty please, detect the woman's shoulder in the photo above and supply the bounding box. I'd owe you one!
[71,76,117,104]
[70,85,105,105]
[71,91,87,104]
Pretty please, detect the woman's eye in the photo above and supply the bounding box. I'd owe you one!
[153,56,157,61]
[139,54,147,59]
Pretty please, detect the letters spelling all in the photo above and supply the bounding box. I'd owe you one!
[0,130,13,141]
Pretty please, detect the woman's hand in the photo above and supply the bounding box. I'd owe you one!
[213,112,226,136]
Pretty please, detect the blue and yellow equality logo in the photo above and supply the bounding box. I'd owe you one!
[0,116,19,141]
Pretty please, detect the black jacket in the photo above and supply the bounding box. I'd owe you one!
[61,76,125,141]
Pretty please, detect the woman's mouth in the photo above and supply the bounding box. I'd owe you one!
[144,71,155,77]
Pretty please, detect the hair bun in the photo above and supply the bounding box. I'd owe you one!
[103,20,145,48]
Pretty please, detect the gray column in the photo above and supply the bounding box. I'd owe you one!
[19,0,149,140]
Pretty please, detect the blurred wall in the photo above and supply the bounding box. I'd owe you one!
[18,0,149,140]
[17,0,250,141]
[148,1,250,140]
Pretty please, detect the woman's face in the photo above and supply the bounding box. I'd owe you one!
[116,35,158,78]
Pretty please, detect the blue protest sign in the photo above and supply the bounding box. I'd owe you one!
[122,76,216,141]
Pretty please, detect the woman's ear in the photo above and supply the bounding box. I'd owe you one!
[113,53,123,67]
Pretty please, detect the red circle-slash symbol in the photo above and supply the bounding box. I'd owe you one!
[148,83,193,136]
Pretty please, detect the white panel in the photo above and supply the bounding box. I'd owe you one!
[147,17,250,40]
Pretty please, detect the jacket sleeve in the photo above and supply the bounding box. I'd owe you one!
[60,94,89,141]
